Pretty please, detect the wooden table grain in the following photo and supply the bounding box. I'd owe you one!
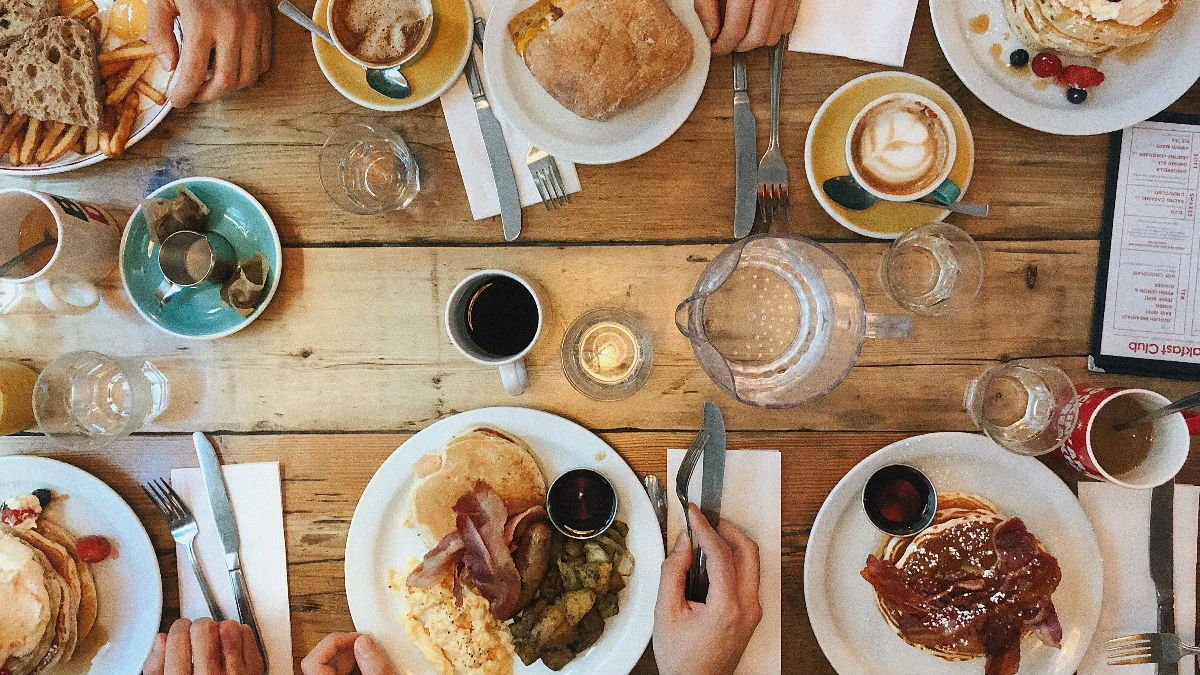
[2,2,1199,673]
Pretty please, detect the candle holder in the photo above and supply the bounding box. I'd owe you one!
[561,309,653,401]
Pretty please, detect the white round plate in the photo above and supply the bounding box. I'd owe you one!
[930,0,1200,135]
[480,0,711,164]
[0,455,162,674]
[0,1,175,176]
[804,432,1103,675]
[345,407,665,675]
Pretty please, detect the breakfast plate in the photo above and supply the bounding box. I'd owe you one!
[119,177,282,340]
[480,0,710,164]
[0,454,162,674]
[930,0,1200,135]
[805,72,975,239]
[312,0,473,111]
[0,0,175,176]
[805,432,1103,675]
[345,407,665,675]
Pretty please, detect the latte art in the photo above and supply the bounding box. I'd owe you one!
[849,96,954,198]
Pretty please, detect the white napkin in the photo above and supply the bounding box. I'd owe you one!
[1078,483,1199,675]
[171,463,292,675]
[666,450,782,675]
[788,0,920,67]
[439,0,582,220]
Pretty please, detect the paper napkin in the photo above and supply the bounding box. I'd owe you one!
[1078,483,1199,675]
[172,463,292,675]
[439,0,582,220]
[788,0,920,67]
[667,450,782,675]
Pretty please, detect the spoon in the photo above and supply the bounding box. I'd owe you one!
[1113,390,1200,432]
[823,175,990,217]
[276,0,421,99]
[0,230,56,278]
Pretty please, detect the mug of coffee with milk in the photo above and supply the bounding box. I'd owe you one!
[846,93,961,206]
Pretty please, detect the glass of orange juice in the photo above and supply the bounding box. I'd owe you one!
[0,360,38,435]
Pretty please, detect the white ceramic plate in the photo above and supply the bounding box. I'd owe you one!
[930,0,1200,135]
[480,0,711,164]
[0,455,162,674]
[805,432,1103,675]
[0,0,175,176]
[345,407,664,675]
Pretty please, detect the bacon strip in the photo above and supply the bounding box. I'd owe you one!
[504,505,547,549]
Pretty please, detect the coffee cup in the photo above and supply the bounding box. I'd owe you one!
[846,93,961,205]
[0,188,121,315]
[326,0,434,69]
[445,270,543,396]
[1054,387,1200,489]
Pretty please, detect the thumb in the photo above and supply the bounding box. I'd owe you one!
[656,530,693,613]
[693,0,720,39]
[146,0,180,71]
[354,636,398,675]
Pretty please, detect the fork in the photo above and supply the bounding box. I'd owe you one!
[756,35,790,229]
[143,478,225,621]
[675,426,707,596]
[526,146,570,210]
[1108,633,1200,666]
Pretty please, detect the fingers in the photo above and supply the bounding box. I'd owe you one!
[146,0,180,71]
[693,0,720,39]
[259,10,275,75]
[655,529,693,616]
[195,34,240,104]
[190,618,223,675]
[354,635,399,675]
[142,633,168,675]
[734,0,776,52]
[164,619,193,675]
[217,621,246,675]
[718,518,763,618]
[170,27,213,107]
[687,504,736,608]
[242,625,266,675]
[300,633,361,675]
[710,0,752,54]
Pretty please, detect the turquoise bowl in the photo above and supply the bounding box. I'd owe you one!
[120,178,282,339]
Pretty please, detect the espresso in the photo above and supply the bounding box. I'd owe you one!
[850,95,953,198]
[1090,395,1155,475]
[331,0,427,65]
[463,276,539,358]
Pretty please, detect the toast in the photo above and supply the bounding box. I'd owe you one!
[0,0,57,47]
[0,17,104,127]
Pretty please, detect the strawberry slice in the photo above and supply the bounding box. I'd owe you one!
[77,535,112,563]
[1059,65,1105,89]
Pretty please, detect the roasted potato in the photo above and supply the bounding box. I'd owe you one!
[532,603,576,647]
[541,646,575,671]
[563,589,596,625]
[595,592,619,619]
[569,609,605,652]
[579,561,613,595]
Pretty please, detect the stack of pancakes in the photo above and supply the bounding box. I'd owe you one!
[1004,0,1178,56]
[0,521,97,675]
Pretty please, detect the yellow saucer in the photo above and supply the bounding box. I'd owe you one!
[804,72,975,239]
[313,0,473,111]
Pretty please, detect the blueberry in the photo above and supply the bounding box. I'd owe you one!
[1009,48,1029,68]
[1066,87,1088,104]
[32,489,51,508]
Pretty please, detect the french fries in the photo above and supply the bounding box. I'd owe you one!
[133,79,167,106]
[84,126,99,154]
[0,114,28,155]
[67,0,98,20]
[34,121,67,163]
[97,40,156,64]
[107,94,139,158]
[19,119,41,165]
[47,126,86,162]
[106,56,154,104]
[100,59,127,78]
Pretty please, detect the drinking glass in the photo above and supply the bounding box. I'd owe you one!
[33,351,170,451]
[963,359,1078,456]
[319,122,420,215]
[878,222,983,317]
[561,309,654,401]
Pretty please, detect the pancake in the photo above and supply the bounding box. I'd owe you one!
[406,427,547,545]
[1004,0,1177,56]
[35,520,98,639]
[0,531,51,670]
[2,542,65,675]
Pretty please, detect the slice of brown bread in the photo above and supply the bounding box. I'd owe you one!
[0,17,104,127]
[0,0,57,47]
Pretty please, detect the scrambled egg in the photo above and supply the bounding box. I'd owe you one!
[389,561,515,675]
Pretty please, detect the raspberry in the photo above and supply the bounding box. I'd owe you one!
[77,535,112,563]
[0,507,37,527]
[1031,52,1063,78]
[1059,64,1105,89]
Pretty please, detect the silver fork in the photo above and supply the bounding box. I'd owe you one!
[143,478,225,621]
[1108,633,1200,666]
[675,427,707,588]
[526,146,570,210]
[756,35,789,229]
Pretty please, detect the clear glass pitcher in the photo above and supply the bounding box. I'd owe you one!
[675,234,912,407]
[963,358,1079,456]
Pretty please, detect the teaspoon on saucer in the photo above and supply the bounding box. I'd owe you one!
[823,175,989,217]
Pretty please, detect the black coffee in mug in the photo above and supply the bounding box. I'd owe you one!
[463,276,539,358]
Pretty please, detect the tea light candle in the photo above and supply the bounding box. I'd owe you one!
[561,309,653,401]
[578,321,640,384]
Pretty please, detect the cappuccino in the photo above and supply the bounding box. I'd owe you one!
[847,94,955,200]
[330,0,429,67]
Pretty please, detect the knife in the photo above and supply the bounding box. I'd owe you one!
[732,52,757,239]
[688,401,726,601]
[1150,481,1176,675]
[194,432,268,671]
[464,19,522,242]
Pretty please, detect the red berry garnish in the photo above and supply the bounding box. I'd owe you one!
[1031,52,1063,78]
[1059,64,1105,89]
[77,535,112,563]
[0,507,38,527]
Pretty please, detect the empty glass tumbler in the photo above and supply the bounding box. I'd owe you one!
[878,222,983,317]
[319,122,420,215]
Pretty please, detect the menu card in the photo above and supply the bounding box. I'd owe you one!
[1091,114,1200,379]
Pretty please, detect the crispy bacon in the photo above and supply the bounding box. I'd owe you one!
[406,530,464,588]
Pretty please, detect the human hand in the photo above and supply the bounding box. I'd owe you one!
[694,0,799,54]
[146,0,274,107]
[301,633,398,675]
[653,504,762,675]
[141,618,265,675]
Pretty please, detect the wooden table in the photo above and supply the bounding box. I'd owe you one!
[3,2,1199,672]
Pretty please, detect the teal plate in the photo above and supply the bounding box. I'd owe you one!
[120,178,282,339]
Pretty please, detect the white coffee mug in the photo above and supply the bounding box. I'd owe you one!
[845,93,960,204]
[0,189,121,315]
[444,270,543,396]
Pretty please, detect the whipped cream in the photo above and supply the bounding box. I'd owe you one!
[0,531,51,664]
[1060,0,1168,26]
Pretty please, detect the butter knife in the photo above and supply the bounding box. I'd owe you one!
[464,20,522,242]
[732,52,757,239]
[1150,481,1176,675]
[688,401,726,601]
[194,432,268,670]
